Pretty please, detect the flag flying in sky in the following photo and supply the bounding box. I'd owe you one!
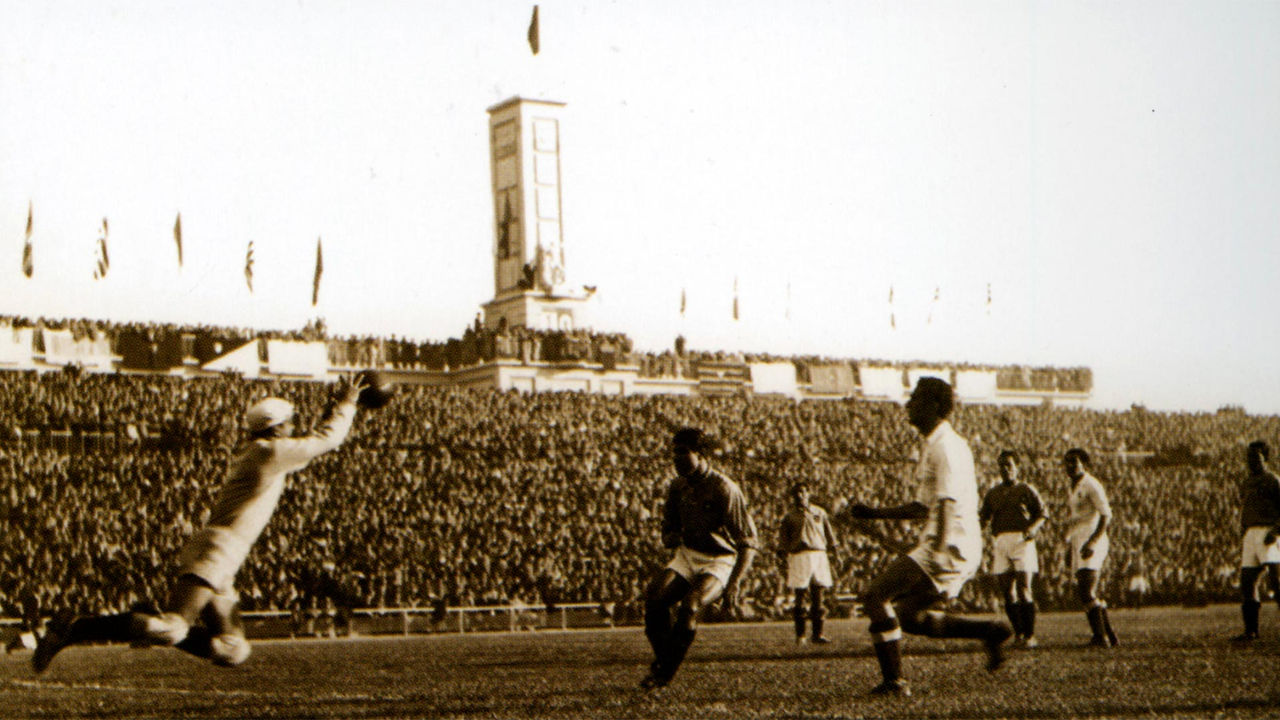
[174,213,183,268]
[312,237,323,306]
[92,218,109,280]
[888,284,895,330]
[244,240,255,293]
[679,287,686,317]
[732,276,739,321]
[527,5,540,55]
[21,201,33,278]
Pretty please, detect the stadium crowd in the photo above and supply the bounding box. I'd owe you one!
[1,369,1275,627]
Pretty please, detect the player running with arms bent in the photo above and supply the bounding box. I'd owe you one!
[838,378,1011,697]
[34,374,366,672]
[640,427,758,689]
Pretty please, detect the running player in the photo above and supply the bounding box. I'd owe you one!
[640,427,758,689]
[33,375,365,672]
[778,479,837,645]
[841,378,1011,697]
[1063,447,1119,647]
[1232,440,1280,642]
[979,450,1046,648]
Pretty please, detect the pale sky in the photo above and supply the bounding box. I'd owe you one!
[3,1,1278,413]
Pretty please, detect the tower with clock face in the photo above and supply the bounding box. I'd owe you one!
[482,97,592,333]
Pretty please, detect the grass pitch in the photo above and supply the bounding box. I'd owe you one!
[3,604,1279,719]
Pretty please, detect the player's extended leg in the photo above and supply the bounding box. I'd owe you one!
[792,588,809,643]
[662,573,724,684]
[1015,572,1038,647]
[861,555,933,696]
[808,583,829,643]
[33,576,212,673]
[1076,569,1114,647]
[642,569,691,688]
[896,584,1012,673]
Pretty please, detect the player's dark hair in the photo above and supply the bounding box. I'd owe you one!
[1247,441,1270,463]
[672,427,715,453]
[790,480,808,495]
[998,449,1019,465]
[1064,447,1091,468]
[914,377,954,418]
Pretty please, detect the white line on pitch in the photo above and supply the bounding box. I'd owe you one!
[7,678,405,702]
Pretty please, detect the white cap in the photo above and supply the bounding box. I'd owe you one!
[245,397,295,432]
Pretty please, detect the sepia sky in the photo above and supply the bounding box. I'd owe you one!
[2,1,1279,413]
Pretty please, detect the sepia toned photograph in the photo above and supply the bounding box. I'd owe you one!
[2,1,1279,717]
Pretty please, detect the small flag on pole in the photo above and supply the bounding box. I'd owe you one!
[927,286,940,325]
[244,241,255,292]
[986,282,992,315]
[174,213,183,268]
[93,218,110,280]
[679,287,686,317]
[527,5,540,55]
[732,276,739,321]
[21,201,33,278]
[312,237,323,306]
[888,285,895,330]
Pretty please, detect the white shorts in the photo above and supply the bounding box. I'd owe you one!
[177,527,251,595]
[787,550,833,590]
[1068,531,1109,573]
[1241,526,1280,568]
[991,532,1039,574]
[668,546,737,586]
[908,542,980,599]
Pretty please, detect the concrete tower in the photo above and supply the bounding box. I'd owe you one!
[481,97,593,332]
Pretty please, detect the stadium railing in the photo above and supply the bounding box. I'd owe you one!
[237,602,616,640]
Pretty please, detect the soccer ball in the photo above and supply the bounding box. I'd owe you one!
[355,371,395,409]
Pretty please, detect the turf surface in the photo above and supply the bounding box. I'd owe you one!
[3,604,1278,719]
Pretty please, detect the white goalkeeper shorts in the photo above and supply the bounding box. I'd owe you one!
[177,527,251,595]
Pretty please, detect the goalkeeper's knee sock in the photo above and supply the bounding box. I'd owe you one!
[67,612,137,644]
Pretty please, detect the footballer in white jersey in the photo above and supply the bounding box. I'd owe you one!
[836,378,1011,697]
[34,375,365,674]
[1062,448,1118,648]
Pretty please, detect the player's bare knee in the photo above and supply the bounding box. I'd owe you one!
[140,612,190,646]
[210,634,251,667]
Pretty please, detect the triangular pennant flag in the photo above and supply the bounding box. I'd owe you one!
[245,240,255,292]
[527,5,540,55]
[174,213,183,268]
[312,237,323,306]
